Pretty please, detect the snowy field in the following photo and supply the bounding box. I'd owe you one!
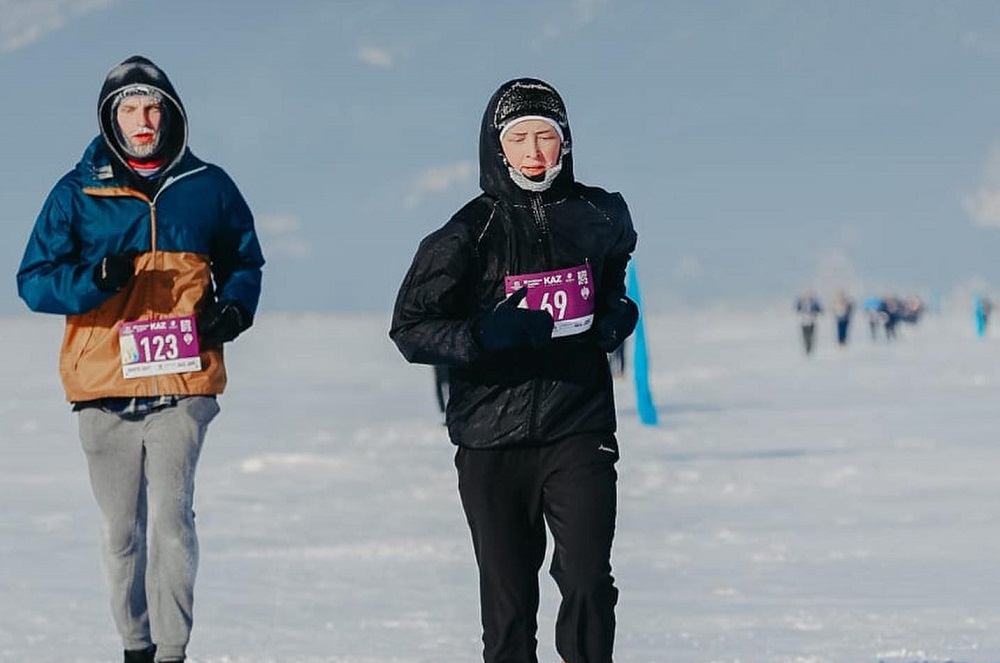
[4,306,1000,663]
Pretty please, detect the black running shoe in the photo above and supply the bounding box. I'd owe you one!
[123,646,156,663]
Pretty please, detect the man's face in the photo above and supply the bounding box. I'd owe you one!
[115,95,162,158]
[501,119,562,177]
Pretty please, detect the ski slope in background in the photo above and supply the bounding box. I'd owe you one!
[3,306,1000,663]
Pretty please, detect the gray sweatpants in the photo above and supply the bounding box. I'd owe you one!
[78,396,219,662]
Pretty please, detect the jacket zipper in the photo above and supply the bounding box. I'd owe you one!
[145,166,207,396]
[527,193,552,441]
[529,193,555,266]
[149,200,160,396]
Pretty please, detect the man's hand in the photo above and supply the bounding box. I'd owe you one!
[595,296,639,353]
[93,250,139,293]
[198,301,249,348]
[476,287,554,351]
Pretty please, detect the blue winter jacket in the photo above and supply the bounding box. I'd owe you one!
[17,137,265,401]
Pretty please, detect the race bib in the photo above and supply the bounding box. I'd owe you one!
[119,315,202,379]
[505,263,595,338]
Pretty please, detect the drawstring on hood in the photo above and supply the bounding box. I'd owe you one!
[479,78,575,200]
[98,55,187,179]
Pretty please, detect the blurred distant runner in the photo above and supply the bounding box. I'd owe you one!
[795,291,823,355]
[390,78,637,663]
[16,56,264,663]
[880,296,901,342]
[831,289,854,347]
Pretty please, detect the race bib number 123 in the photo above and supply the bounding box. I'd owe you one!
[119,315,202,379]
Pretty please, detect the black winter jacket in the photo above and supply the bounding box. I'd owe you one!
[390,79,637,449]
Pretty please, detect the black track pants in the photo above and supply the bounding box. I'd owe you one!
[455,434,619,663]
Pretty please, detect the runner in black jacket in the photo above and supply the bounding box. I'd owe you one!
[390,78,637,663]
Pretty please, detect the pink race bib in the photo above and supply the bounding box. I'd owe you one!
[118,315,202,379]
[505,263,595,338]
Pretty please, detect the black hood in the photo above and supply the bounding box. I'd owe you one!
[479,77,575,201]
[98,55,187,177]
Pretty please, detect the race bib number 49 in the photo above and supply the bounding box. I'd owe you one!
[119,315,202,379]
[505,263,595,338]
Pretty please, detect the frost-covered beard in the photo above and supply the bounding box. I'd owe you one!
[507,161,563,192]
[121,127,162,159]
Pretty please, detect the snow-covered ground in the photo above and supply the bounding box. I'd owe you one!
[3,307,1000,663]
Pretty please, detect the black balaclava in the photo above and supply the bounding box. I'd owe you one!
[98,55,187,180]
[479,78,574,200]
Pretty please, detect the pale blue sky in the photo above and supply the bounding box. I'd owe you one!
[3,0,1000,314]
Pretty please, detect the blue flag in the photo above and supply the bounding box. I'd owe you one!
[626,262,658,425]
[975,296,989,339]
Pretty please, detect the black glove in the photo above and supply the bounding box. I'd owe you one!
[477,287,554,352]
[198,301,249,348]
[595,295,639,353]
[93,250,139,293]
